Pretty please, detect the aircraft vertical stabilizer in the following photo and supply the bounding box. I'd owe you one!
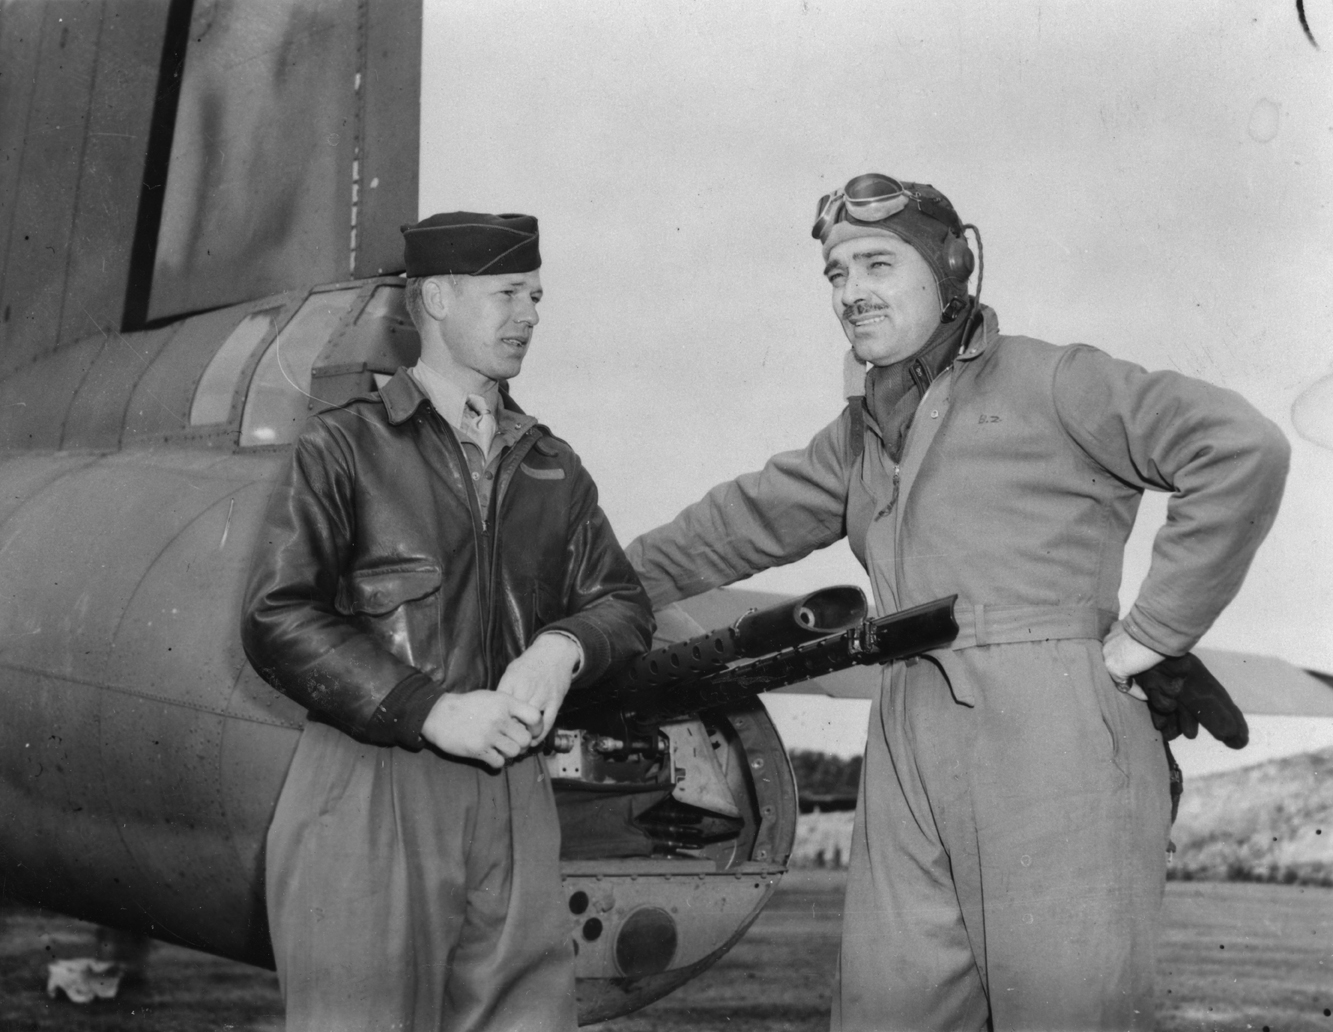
[0,0,421,375]
[145,0,421,321]
[0,0,176,376]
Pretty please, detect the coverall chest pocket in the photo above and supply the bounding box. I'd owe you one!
[345,564,444,679]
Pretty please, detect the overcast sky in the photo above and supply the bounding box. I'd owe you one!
[418,0,1333,759]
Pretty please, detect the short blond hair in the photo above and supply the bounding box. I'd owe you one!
[403,276,427,332]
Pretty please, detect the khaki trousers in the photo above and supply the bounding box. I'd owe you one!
[267,721,577,1032]
[833,642,1172,1031]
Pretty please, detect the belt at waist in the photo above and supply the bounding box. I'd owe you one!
[949,603,1117,651]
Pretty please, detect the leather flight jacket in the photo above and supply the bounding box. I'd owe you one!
[241,368,653,749]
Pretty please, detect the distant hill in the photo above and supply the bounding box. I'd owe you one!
[1170,746,1333,886]
[789,750,861,813]
[791,810,854,868]
[788,747,1333,879]
[788,751,858,868]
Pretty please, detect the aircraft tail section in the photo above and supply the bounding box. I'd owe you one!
[0,0,178,377]
[0,0,419,377]
[146,0,419,321]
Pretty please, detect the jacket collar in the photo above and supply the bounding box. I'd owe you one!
[380,366,431,425]
[843,302,1001,399]
[953,303,999,363]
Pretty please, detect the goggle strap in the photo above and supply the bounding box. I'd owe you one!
[911,194,961,234]
[812,189,847,240]
[813,177,965,239]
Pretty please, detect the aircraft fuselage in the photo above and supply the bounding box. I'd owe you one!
[0,280,798,1023]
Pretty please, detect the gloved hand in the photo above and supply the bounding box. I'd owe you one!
[1133,652,1249,750]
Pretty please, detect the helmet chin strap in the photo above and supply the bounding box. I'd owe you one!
[860,222,985,462]
[863,311,975,463]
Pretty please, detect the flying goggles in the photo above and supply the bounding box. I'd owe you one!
[811,173,963,241]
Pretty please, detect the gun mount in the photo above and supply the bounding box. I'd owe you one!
[546,589,958,871]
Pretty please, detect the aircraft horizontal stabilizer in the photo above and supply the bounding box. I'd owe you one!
[1191,649,1333,719]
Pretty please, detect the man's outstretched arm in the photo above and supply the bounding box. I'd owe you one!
[627,407,855,607]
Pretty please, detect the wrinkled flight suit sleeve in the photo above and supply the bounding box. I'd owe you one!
[626,408,854,607]
[241,418,421,740]
[539,455,656,689]
[1053,344,1290,656]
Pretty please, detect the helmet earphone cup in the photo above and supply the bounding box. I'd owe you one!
[943,233,975,282]
[937,228,978,323]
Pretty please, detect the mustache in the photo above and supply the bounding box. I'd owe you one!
[842,301,889,319]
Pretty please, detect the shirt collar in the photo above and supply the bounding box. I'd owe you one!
[408,359,502,431]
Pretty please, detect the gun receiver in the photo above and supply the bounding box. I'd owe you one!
[565,589,959,727]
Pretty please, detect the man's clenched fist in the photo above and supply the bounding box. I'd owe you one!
[496,632,583,740]
[421,691,542,769]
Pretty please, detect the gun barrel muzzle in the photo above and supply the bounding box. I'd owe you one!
[732,585,867,656]
[621,585,868,691]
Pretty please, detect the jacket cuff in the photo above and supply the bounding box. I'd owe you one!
[364,671,448,750]
[539,615,613,688]
[1121,605,1194,659]
[535,629,584,675]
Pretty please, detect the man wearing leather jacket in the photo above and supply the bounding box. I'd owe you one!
[625,175,1289,1030]
[242,211,653,1032]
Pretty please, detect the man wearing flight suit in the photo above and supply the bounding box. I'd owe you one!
[626,175,1289,1030]
[242,211,653,1032]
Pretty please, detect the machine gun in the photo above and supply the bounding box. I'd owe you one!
[548,586,958,833]
[546,587,1249,854]
[562,586,959,727]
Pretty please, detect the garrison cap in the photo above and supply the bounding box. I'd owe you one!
[401,212,541,277]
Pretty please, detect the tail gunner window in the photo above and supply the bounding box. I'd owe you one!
[240,290,358,447]
[189,308,280,426]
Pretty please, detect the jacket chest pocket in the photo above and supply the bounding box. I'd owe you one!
[344,564,444,679]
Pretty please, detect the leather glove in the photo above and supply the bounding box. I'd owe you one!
[1133,652,1248,750]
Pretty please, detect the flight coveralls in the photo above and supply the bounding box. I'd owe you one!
[243,369,653,1032]
[626,306,1289,1030]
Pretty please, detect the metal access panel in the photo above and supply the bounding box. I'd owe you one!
[354,0,421,278]
[0,1,170,376]
[147,0,420,321]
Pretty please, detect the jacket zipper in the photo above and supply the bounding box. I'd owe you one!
[433,413,498,692]
[482,429,539,689]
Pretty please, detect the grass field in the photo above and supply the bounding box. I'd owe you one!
[1155,881,1333,1032]
[2,873,1330,1031]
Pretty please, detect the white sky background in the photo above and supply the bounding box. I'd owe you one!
[419,1,1333,763]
